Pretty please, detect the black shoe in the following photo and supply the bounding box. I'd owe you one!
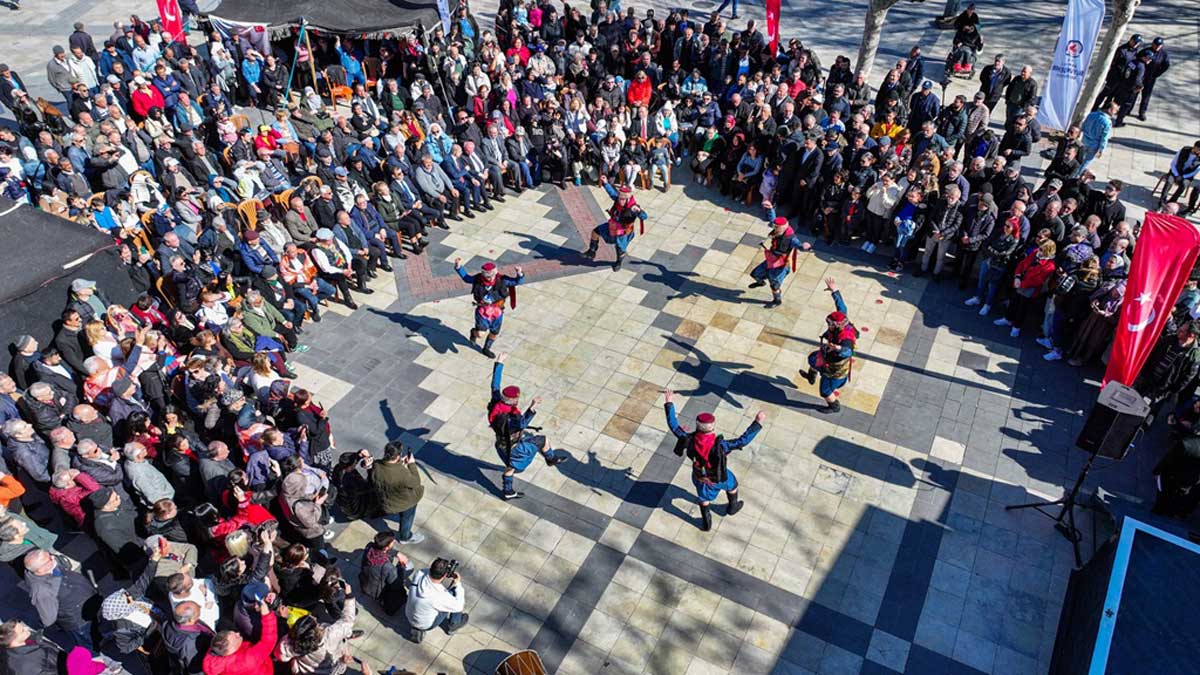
[1137,113,1147,122]
[726,497,743,516]
[494,195,506,202]
[482,202,494,211]
[438,221,450,229]
[582,246,597,259]
[481,347,496,358]
[449,215,463,222]
[545,452,566,467]
[502,488,524,500]
[380,264,394,272]
[282,369,299,379]
[699,504,712,531]
[411,628,425,644]
[463,210,475,219]
[446,614,469,634]
[345,300,359,310]
[311,312,322,322]
[748,280,765,288]
[612,256,623,271]
[819,400,842,413]
[800,369,816,386]
[765,299,781,308]
[469,330,479,345]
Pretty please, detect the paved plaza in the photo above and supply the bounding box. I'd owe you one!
[0,0,1198,674]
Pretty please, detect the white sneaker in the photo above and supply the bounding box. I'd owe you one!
[399,532,426,545]
[1035,337,1054,350]
[979,304,990,316]
[1010,327,1021,338]
[964,297,980,307]
[993,318,1011,326]
[1044,349,1063,361]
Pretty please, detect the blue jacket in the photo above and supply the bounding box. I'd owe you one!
[238,241,279,275]
[350,203,387,235]
[241,59,262,87]
[1081,111,1113,152]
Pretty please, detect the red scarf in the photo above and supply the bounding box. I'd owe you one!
[690,432,717,464]
[488,401,519,424]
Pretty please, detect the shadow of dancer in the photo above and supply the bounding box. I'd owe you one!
[368,308,476,355]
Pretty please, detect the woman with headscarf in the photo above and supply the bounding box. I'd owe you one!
[1065,255,1128,367]
[97,559,160,654]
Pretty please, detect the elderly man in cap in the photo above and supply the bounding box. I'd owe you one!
[583,174,648,270]
[310,227,363,310]
[455,259,524,358]
[486,353,564,499]
[663,388,765,531]
[162,600,213,674]
[45,46,82,100]
[748,217,812,308]
[0,64,27,115]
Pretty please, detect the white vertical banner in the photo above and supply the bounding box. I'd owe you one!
[1038,0,1106,131]
[437,0,452,34]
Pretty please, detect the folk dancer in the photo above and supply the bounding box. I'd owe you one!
[663,388,766,531]
[749,216,812,307]
[800,277,859,413]
[487,353,565,499]
[583,175,647,271]
[456,259,523,358]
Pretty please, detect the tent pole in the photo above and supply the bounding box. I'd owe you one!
[304,27,324,108]
[284,20,305,102]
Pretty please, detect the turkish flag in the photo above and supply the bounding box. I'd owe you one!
[1103,212,1200,386]
[156,0,185,43]
[766,0,781,56]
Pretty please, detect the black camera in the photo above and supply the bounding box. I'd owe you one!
[446,559,459,576]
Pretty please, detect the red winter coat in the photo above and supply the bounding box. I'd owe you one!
[202,612,277,675]
[1013,251,1055,296]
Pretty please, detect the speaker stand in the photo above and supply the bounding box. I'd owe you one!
[1006,449,1101,568]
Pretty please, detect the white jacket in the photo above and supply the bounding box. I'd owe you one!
[405,569,465,630]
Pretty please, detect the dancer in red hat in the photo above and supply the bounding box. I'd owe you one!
[455,259,524,358]
[582,175,647,271]
[487,353,564,499]
[748,217,812,308]
[663,388,766,531]
[800,277,859,413]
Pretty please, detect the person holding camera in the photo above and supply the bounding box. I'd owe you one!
[276,577,361,675]
[405,558,468,641]
[370,441,425,545]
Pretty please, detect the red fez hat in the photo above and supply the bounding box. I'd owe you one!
[619,185,633,194]
[828,311,847,323]
[501,385,521,399]
[772,217,788,227]
[482,262,497,271]
[696,412,715,424]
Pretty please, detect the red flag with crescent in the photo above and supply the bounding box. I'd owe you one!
[766,0,782,56]
[156,0,185,42]
[1103,212,1200,386]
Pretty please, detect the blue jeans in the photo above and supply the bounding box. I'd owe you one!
[1076,144,1100,176]
[513,159,534,187]
[975,258,1003,306]
[715,0,738,16]
[392,506,417,540]
[422,610,468,629]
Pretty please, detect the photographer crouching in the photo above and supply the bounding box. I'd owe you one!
[405,558,468,642]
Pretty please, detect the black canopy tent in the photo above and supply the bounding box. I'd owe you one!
[0,199,140,363]
[206,0,444,39]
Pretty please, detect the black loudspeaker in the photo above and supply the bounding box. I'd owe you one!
[1075,382,1151,459]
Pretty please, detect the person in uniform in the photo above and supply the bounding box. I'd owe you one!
[455,260,523,358]
[663,388,766,531]
[799,277,859,413]
[748,216,812,307]
[487,353,564,499]
[582,174,647,271]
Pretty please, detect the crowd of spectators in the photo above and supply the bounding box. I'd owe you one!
[0,0,1197,673]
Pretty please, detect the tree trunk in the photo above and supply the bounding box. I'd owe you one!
[855,0,903,81]
[1070,0,1142,127]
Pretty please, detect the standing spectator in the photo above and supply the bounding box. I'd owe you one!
[1078,101,1118,176]
[370,441,426,545]
[23,549,100,651]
